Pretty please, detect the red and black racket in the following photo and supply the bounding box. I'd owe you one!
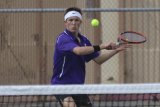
[117,31,147,45]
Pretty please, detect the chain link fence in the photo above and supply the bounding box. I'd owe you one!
[0,0,160,85]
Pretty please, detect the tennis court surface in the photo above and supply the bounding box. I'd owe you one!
[0,83,160,107]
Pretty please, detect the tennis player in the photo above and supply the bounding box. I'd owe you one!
[51,7,129,107]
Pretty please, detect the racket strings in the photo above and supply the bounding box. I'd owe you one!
[122,33,146,43]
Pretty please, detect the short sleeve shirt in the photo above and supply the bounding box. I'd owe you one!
[51,29,100,84]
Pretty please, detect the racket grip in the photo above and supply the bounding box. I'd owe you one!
[106,42,119,50]
[116,42,120,46]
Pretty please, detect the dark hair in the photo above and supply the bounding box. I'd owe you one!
[64,7,82,16]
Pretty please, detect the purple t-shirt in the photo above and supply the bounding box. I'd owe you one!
[51,29,100,84]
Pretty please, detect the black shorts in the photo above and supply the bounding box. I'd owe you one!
[55,94,92,107]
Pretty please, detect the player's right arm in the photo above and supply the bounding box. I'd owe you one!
[73,42,118,55]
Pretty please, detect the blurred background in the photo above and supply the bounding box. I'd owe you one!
[0,0,160,85]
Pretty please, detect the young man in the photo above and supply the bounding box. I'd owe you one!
[51,7,129,107]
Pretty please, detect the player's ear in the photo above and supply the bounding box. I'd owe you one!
[80,20,82,24]
[64,20,67,25]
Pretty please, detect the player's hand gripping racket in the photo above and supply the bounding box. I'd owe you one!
[116,31,146,45]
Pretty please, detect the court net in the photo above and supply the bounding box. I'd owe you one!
[0,83,160,107]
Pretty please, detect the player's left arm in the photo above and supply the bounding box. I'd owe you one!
[94,43,129,64]
[93,50,119,64]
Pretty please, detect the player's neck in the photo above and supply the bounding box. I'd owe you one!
[72,32,80,43]
[72,32,79,37]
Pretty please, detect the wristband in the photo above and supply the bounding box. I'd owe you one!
[93,45,100,52]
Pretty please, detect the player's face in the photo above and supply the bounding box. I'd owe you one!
[65,16,82,33]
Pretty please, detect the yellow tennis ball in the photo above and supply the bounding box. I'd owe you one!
[91,19,100,27]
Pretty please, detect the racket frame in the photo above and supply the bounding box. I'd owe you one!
[117,31,147,44]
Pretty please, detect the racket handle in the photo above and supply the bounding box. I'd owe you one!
[116,42,127,46]
[116,42,120,46]
[107,42,120,50]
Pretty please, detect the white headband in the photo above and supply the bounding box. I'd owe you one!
[64,11,82,21]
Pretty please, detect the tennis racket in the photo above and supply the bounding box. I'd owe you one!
[116,31,146,45]
[106,31,146,50]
